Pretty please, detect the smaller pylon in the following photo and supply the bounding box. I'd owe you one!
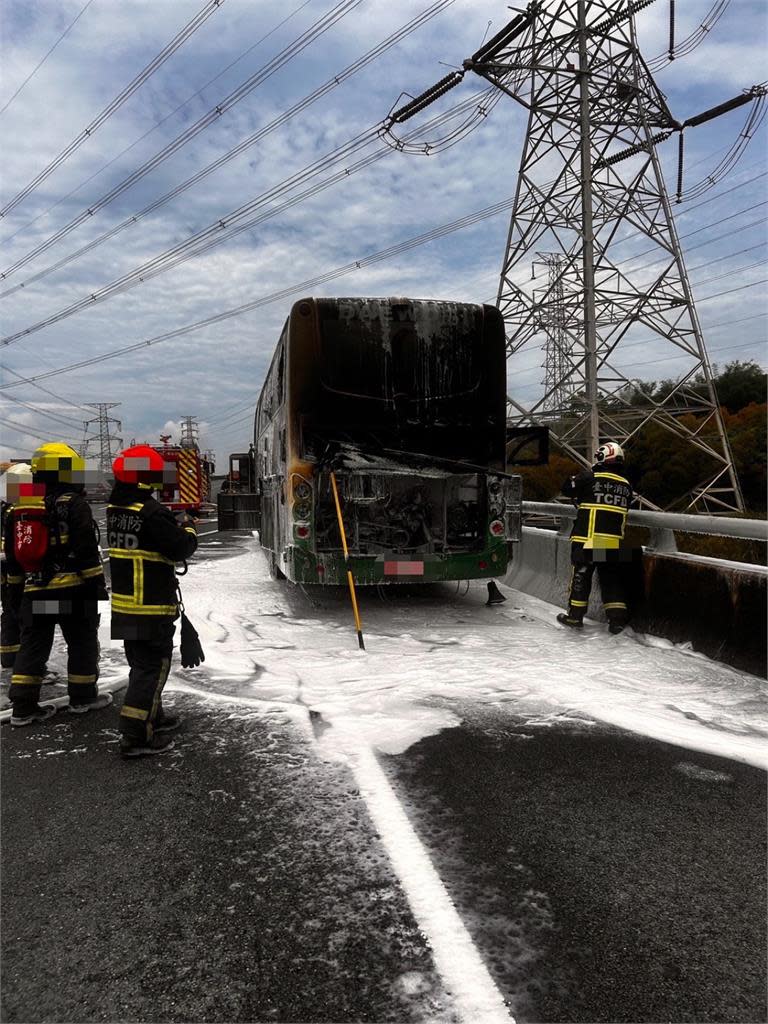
[80,403,122,474]
[179,416,200,449]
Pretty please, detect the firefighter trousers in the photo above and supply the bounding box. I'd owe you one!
[1,567,23,668]
[567,556,629,625]
[9,598,100,712]
[120,620,175,742]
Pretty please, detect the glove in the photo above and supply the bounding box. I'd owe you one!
[175,511,197,529]
[180,611,205,668]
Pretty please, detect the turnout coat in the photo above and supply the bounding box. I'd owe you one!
[107,482,197,638]
[3,485,106,607]
[563,465,632,561]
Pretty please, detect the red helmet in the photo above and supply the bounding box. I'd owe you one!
[112,445,171,490]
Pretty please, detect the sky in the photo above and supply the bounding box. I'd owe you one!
[0,0,765,469]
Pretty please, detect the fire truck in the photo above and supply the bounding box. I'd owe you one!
[155,435,214,515]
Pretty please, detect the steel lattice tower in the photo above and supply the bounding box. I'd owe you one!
[464,0,746,511]
[80,402,122,473]
[179,415,200,450]
[534,253,579,413]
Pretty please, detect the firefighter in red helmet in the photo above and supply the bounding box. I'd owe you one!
[107,445,197,758]
[5,444,110,726]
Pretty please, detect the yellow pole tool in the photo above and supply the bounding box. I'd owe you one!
[330,470,365,650]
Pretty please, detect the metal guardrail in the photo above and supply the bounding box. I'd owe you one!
[522,500,768,551]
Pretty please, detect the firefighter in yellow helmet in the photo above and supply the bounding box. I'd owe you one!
[107,446,198,758]
[1,463,31,669]
[5,443,110,726]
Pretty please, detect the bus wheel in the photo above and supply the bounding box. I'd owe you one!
[269,553,286,581]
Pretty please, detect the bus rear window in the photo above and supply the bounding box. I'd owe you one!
[318,300,482,401]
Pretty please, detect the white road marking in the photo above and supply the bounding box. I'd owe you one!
[348,741,515,1024]
[162,680,516,1022]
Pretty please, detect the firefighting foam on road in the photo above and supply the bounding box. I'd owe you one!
[129,530,768,771]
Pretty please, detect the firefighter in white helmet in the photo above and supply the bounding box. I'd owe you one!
[558,442,633,634]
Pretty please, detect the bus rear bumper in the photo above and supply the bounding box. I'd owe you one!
[286,545,509,586]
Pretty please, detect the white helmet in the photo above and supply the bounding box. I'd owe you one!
[0,462,32,503]
[594,442,624,464]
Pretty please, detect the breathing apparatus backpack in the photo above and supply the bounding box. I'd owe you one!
[11,493,71,577]
[12,504,51,574]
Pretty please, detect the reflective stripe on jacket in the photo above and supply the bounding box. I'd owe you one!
[3,490,105,598]
[563,467,632,549]
[106,487,197,626]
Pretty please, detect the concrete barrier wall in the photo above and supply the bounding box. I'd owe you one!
[504,526,767,677]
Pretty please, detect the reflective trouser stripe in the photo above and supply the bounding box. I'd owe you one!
[147,658,171,739]
[603,602,627,610]
[69,673,98,683]
[0,643,20,653]
[11,674,43,685]
[570,600,588,607]
[121,705,149,721]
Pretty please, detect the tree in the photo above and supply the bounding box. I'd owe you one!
[711,361,767,414]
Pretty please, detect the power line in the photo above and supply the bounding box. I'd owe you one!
[495,249,768,365]
[4,189,766,396]
[0,191,517,388]
[0,0,458,298]
[0,87,497,346]
[693,257,767,289]
[0,0,227,219]
[0,415,79,444]
[0,362,94,414]
[0,0,364,278]
[618,201,768,269]
[0,0,315,244]
[0,392,85,430]
[0,0,97,117]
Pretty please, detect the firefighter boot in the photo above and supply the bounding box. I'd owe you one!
[11,704,57,727]
[119,734,175,759]
[68,693,114,715]
[486,581,507,606]
[557,612,584,629]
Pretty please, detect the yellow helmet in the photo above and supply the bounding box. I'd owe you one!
[30,443,85,483]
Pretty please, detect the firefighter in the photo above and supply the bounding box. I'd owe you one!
[557,441,633,634]
[107,445,197,758]
[6,444,110,726]
[1,463,31,669]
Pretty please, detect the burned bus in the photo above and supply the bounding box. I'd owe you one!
[242,296,533,585]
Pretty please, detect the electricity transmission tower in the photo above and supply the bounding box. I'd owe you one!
[533,253,578,413]
[387,0,766,511]
[80,402,122,473]
[179,415,200,449]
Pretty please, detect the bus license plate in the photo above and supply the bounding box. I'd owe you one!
[384,561,424,576]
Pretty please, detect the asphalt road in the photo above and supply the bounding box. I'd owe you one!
[1,525,766,1024]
